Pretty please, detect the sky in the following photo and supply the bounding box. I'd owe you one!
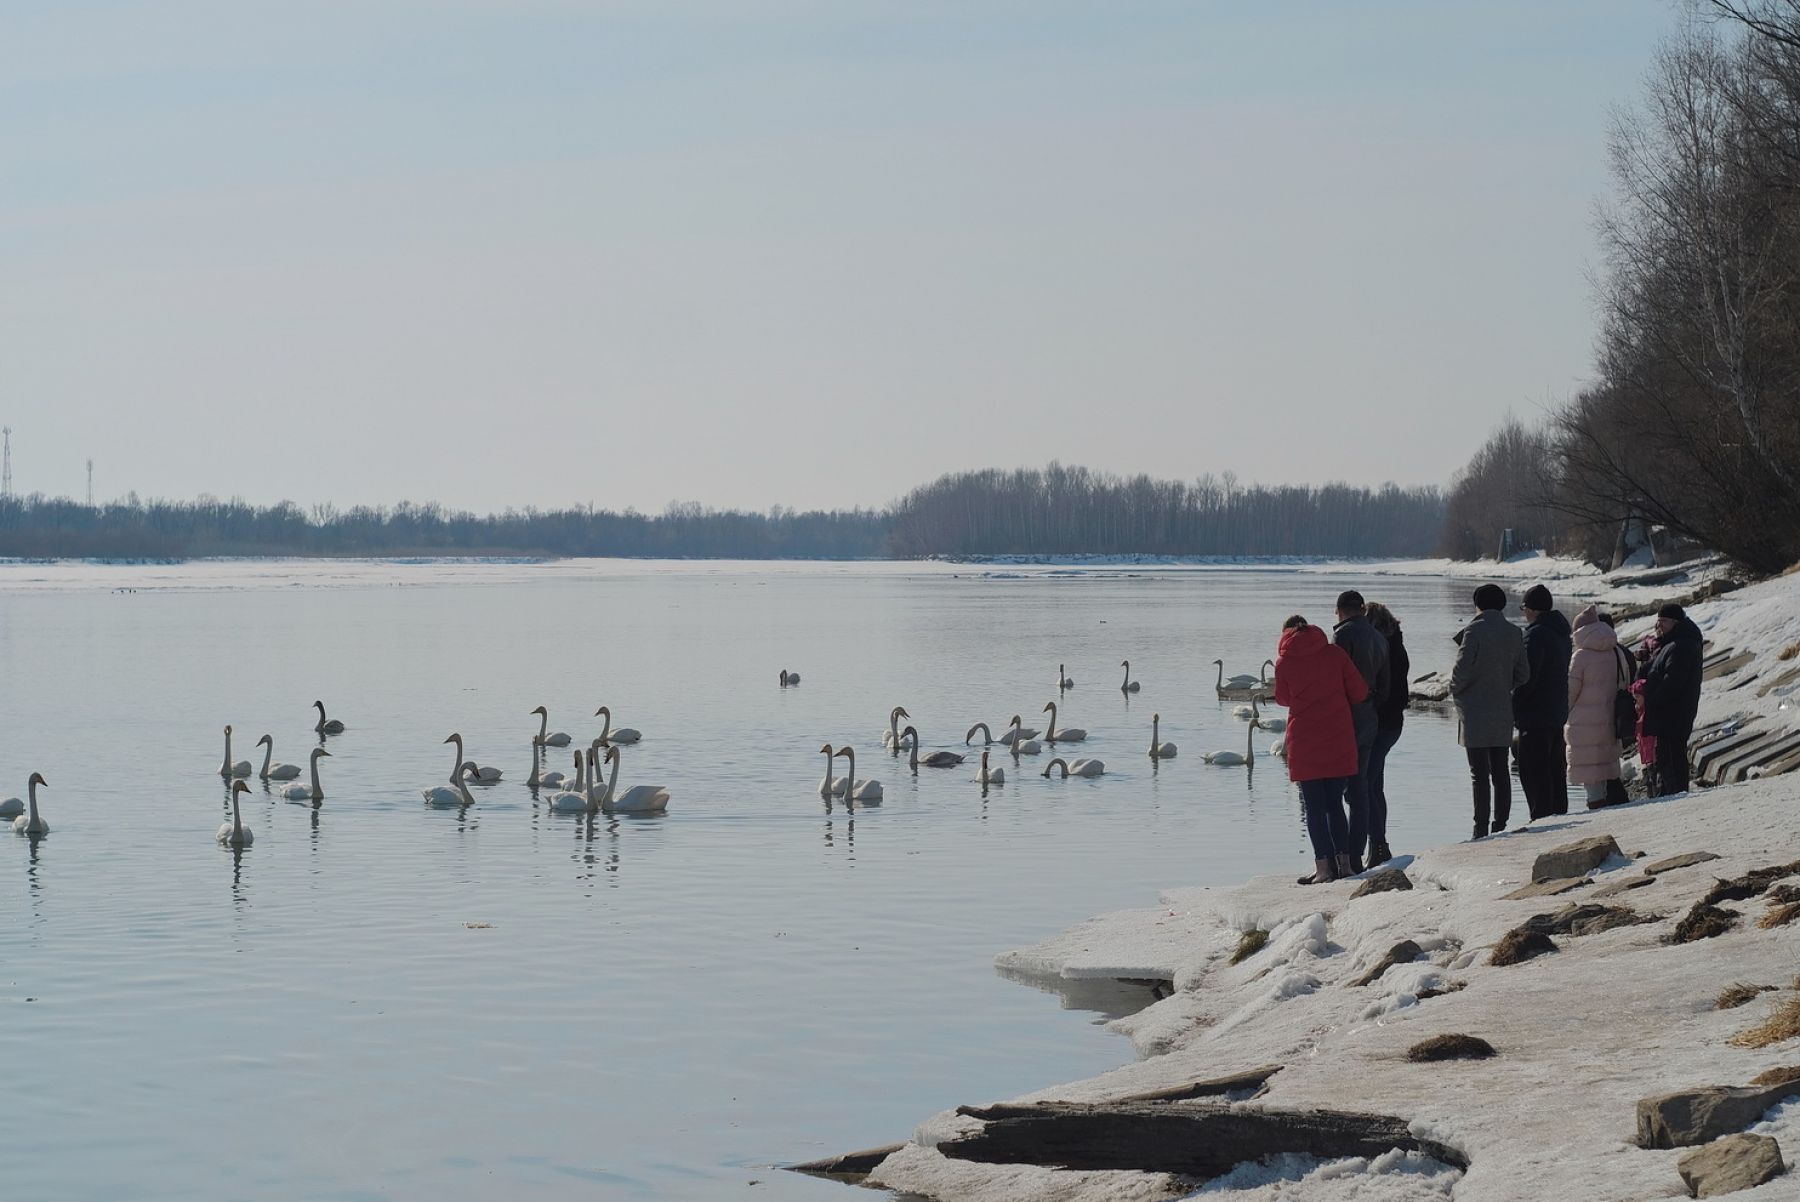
[2,1,1680,514]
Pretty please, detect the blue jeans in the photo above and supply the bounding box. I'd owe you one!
[1366,726,1403,851]
[1343,709,1378,859]
[1297,777,1350,861]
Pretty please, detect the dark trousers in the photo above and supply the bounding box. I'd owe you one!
[1467,746,1510,833]
[1343,709,1378,858]
[1298,776,1350,861]
[1366,726,1402,851]
[1655,731,1692,795]
[1517,728,1568,818]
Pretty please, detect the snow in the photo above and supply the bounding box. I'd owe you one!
[866,558,1800,1202]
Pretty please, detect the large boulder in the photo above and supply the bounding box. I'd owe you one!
[1677,1133,1786,1197]
[1638,1082,1800,1148]
[1532,835,1623,884]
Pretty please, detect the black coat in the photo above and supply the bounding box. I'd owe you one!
[1332,615,1391,720]
[1513,608,1573,732]
[1643,615,1704,739]
[1377,628,1410,732]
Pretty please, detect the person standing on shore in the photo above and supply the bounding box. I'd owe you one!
[1450,584,1529,839]
[1331,590,1389,871]
[1642,602,1705,796]
[1566,605,1631,809]
[1513,584,1573,819]
[1362,601,1408,866]
[1275,615,1369,886]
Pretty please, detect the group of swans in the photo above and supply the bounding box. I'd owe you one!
[442,730,668,814]
[817,744,884,802]
[1214,660,1274,700]
[1229,698,1286,732]
[882,707,917,751]
[5,773,49,834]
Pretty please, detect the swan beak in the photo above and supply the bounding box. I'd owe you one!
[319,749,333,758]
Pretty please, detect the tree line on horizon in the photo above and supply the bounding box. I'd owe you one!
[1443,1,1800,576]
[0,466,1445,561]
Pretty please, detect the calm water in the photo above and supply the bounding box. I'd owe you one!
[0,559,1486,1201]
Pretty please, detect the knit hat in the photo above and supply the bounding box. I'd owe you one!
[1522,584,1553,612]
[1658,602,1687,621]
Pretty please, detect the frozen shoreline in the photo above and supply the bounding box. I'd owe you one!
[854,567,1800,1201]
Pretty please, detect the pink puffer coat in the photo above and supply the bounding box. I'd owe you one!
[1566,606,1628,786]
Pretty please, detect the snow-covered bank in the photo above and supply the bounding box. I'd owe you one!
[858,567,1800,1202]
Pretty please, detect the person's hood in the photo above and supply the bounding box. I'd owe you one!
[1280,622,1331,659]
[1533,608,1572,639]
[1573,603,1599,631]
[1573,614,1617,652]
[1664,615,1704,644]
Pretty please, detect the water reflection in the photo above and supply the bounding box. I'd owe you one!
[993,962,1166,1022]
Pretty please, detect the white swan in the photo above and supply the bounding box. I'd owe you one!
[1232,704,1256,721]
[594,706,642,745]
[1203,719,1259,766]
[462,761,503,784]
[312,700,345,735]
[966,721,995,746]
[904,727,964,769]
[422,734,477,807]
[532,705,571,747]
[1041,701,1087,743]
[1007,715,1043,756]
[596,745,669,814]
[881,706,915,751]
[1251,698,1286,733]
[279,747,331,803]
[780,669,801,686]
[0,794,21,820]
[1044,757,1105,778]
[1120,660,1141,693]
[978,750,1005,785]
[528,739,570,789]
[256,734,302,781]
[542,748,592,812]
[11,773,48,835]
[1059,663,1075,689]
[834,745,883,803]
[218,779,253,846]
[970,719,1041,745]
[1270,737,1288,759]
[1150,713,1177,759]
[219,725,252,778]
[818,743,847,796]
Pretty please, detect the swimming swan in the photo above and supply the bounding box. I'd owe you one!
[1251,698,1286,733]
[528,739,570,790]
[1203,720,1259,766]
[422,734,477,807]
[834,746,883,803]
[279,747,331,803]
[312,701,346,735]
[1008,715,1043,756]
[11,773,48,834]
[462,761,503,784]
[256,735,302,781]
[1044,757,1105,778]
[1059,663,1075,689]
[970,719,1041,745]
[532,706,571,748]
[1150,714,1178,758]
[1232,704,1257,721]
[594,706,642,745]
[978,750,1005,785]
[596,746,669,814]
[882,706,915,751]
[818,743,847,796]
[780,670,801,686]
[903,727,964,769]
[218,779,253,846]
[1120,660,1141,693]
[219,726,252,778]
[1041,701,1087,743]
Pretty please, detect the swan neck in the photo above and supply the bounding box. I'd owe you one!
[310,753,323,798]
[449,740,464,783]
[27,780,40,824]
[538,710,548,740]
[230,790,242,835]
[597,708,611,741]
[605,755,619,806]
[842,748,855,795]
[222,728,231,773]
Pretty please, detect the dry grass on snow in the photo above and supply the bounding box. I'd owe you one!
[1732,995,1800,1049]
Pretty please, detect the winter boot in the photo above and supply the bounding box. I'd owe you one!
[1334,853,1359,879]
[1368,841,1393,866]
[1296,857,1337,886]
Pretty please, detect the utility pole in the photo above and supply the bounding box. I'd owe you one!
[2,427,11,499]
[87,458,94,506]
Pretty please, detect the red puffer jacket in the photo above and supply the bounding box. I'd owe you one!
[1274,623,1369,782]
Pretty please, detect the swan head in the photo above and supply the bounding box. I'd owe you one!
[28,772,46,788]
[819,743,834,755]
[313,747,332,759]
[1121,660,1129,668]
[1010,714,1022,726]
[1212,659,1223,668]
[605,746,621,765]
[590,736,605,750]
[445,732,463,746]
[231,779,250,797]
[901,725,918,740]
[313,700,325,711]
[531,705,548,717]
[1042,701,1055,713]
[224,724,233,735]
[256,734,271,746]
[594,706,611,718]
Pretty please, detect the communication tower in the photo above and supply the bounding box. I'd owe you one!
[2,427,10,499]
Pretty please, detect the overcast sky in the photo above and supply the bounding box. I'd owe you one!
[3,1,1675,514]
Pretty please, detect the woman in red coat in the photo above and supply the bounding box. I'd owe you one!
[1275,616,1370,884]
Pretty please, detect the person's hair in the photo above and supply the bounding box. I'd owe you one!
[1335,589,1365,613]
[1597,612,1616,628]
[1283,614,1308,631]
[1364,600,1398,635]
[1658,602,1687,621]
[1473,583,1506,612]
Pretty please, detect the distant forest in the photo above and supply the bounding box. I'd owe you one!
[0,465,1443,560]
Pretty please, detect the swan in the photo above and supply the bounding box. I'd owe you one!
[596,746,670,814]
[902,727,964,770]
[1203,719,1259,766]
[1059,663,1076,689]
[1251,698,1286,733]
[970,719,1041,745]
[0,794,21,820]
[1120,660,1141,693]
[532,706,571,748]
[978,750,1005,785]
[1214,660,1260,689]
[1270,737,1288,759]
[1041,701,1087,743]
[1232,704,1256,721]
[594,706,642,745]
[780,670,801,686]
[1044,757,1105,778]
[462,761,503,784]
[255,735,302,781]
[218,779,253,846]
[11,773,48,834]
[279,747,331,803]
[219,726,252,778]
[312,700,345,735]
[881,706,915,751]
[542,748,593,811]
[818,743,847,796]
[833,745,883,803]
[422,734,477,807]
[966,722,995,746]
[1149,714,1177,759]
[1007,715,1043,756]
[528,739,569,789]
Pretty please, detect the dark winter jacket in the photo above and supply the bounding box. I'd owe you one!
[1332,614,1390,731]
[1642,615,1704,740]
[1376,628,1410,732]
[1450,610,1529,749]
[1275,622,1369,783]
[1513,608,1573,732]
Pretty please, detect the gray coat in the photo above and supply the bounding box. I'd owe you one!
[1450,610,1529,749]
